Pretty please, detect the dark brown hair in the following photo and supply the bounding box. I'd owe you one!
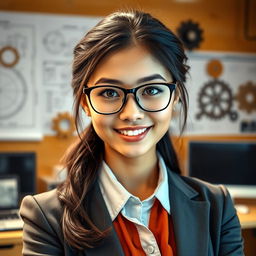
[57,9,189,250]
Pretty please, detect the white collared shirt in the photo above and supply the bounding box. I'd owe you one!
[98,154,170,256]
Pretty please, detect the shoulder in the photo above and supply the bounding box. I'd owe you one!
[169,171,234,210]
[181,175,228,197]
[20,189,63,236]
[21,188,61,214]
[20,190,75,254]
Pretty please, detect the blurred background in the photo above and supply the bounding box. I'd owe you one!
[0,0,255,255]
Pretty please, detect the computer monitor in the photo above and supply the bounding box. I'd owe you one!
[0,175,20,209]
[188,141,256,198]
[0,152,36,201]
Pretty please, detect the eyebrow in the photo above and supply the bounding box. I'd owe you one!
[94,74,167,85]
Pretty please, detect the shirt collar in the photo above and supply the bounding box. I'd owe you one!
[98,154,170,221]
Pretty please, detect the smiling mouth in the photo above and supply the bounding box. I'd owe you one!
[115,127,151,137]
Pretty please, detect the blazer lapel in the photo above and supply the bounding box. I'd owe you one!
[168,171,210,256]
[83,182,124,256]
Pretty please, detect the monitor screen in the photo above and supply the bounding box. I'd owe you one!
[0,175,19,209]
[0,152,36,201]
[188,141,256,198]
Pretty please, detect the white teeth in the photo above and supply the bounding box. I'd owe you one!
[119,128,147,136]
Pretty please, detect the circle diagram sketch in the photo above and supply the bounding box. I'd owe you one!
[43,31,66,54]
[0,68,27,119]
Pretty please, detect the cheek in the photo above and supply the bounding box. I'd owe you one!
[90,114,114,136]
[153,106,173,125]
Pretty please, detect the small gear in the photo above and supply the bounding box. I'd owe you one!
[52,112,75,138]
[176,20,204,50]
[196,79,237,121]
[235,81,256,114]
[0,46,20,68]
[206,59,223,78]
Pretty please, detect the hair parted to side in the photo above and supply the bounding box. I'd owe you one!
[57,9,189,250]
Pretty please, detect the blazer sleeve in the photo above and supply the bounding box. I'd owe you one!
[20,194,63,256]
[219,185,244,256]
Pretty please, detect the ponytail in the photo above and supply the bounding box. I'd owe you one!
[57,125,108,250]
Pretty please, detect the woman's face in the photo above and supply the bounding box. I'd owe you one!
[83,45,178,160]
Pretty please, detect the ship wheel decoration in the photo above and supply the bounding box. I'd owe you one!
[176,20,204,50]
[235,81,256,114]
[52,112,76,138]
[196,80,238,121]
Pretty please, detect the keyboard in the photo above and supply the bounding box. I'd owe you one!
[0,210,23,231]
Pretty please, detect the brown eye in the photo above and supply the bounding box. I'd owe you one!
[99,89,119,98]
[142,86,163,96]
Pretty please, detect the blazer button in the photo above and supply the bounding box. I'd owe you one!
[147,245,155,254]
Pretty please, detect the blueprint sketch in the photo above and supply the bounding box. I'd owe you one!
[0,12,39,140]
[37,14,100,134]
[0,11,100,139]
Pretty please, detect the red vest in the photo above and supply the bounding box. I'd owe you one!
[113,199,176,256]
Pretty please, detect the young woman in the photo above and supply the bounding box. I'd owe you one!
[20,10,244,256]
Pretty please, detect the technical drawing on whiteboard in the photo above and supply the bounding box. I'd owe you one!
[40,20,101,134]
[0,68,27,119]
[43,25,89,57]
[0,15,41,140]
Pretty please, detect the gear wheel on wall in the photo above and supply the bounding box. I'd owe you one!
[206,59,223,78]
[235,81,256,114]
[52,112,75,138]
[0,46,20,68]
[196,80,238,121]
[176,20,204,50]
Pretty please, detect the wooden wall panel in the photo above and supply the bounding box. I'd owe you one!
[0,136,75,177]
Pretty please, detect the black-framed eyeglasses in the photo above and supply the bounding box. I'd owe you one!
[83,82,176,115]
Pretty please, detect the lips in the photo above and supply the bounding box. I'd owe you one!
[117,128,147,136]
[114,126,152,142]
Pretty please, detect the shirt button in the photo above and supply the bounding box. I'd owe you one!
[147,245,155,254]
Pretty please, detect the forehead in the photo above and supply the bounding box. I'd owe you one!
[88,45,172,86]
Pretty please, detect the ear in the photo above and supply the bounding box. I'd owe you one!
[80,95,91,116]
[173,87,180,107]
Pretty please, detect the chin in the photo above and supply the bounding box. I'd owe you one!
[116,146,153,159]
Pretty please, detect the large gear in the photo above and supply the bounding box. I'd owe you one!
[176,20,204,50]
[235,81,256,114]
[196,80,237,121]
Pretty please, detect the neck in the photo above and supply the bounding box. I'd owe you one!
[104,149,159,200]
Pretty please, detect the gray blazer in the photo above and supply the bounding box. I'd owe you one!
[20,170,244,256]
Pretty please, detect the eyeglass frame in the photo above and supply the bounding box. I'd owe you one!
[82,81,177,115]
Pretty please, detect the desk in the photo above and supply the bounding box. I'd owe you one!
[0,230,22,256]
[237,205,256,256]
[237,205,256,229]
[0,206,256,255]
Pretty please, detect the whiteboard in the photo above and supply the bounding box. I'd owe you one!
[0,11,100,140]
[171,51,256,136]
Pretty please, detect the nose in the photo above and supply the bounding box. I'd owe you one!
[119,94,144,121]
